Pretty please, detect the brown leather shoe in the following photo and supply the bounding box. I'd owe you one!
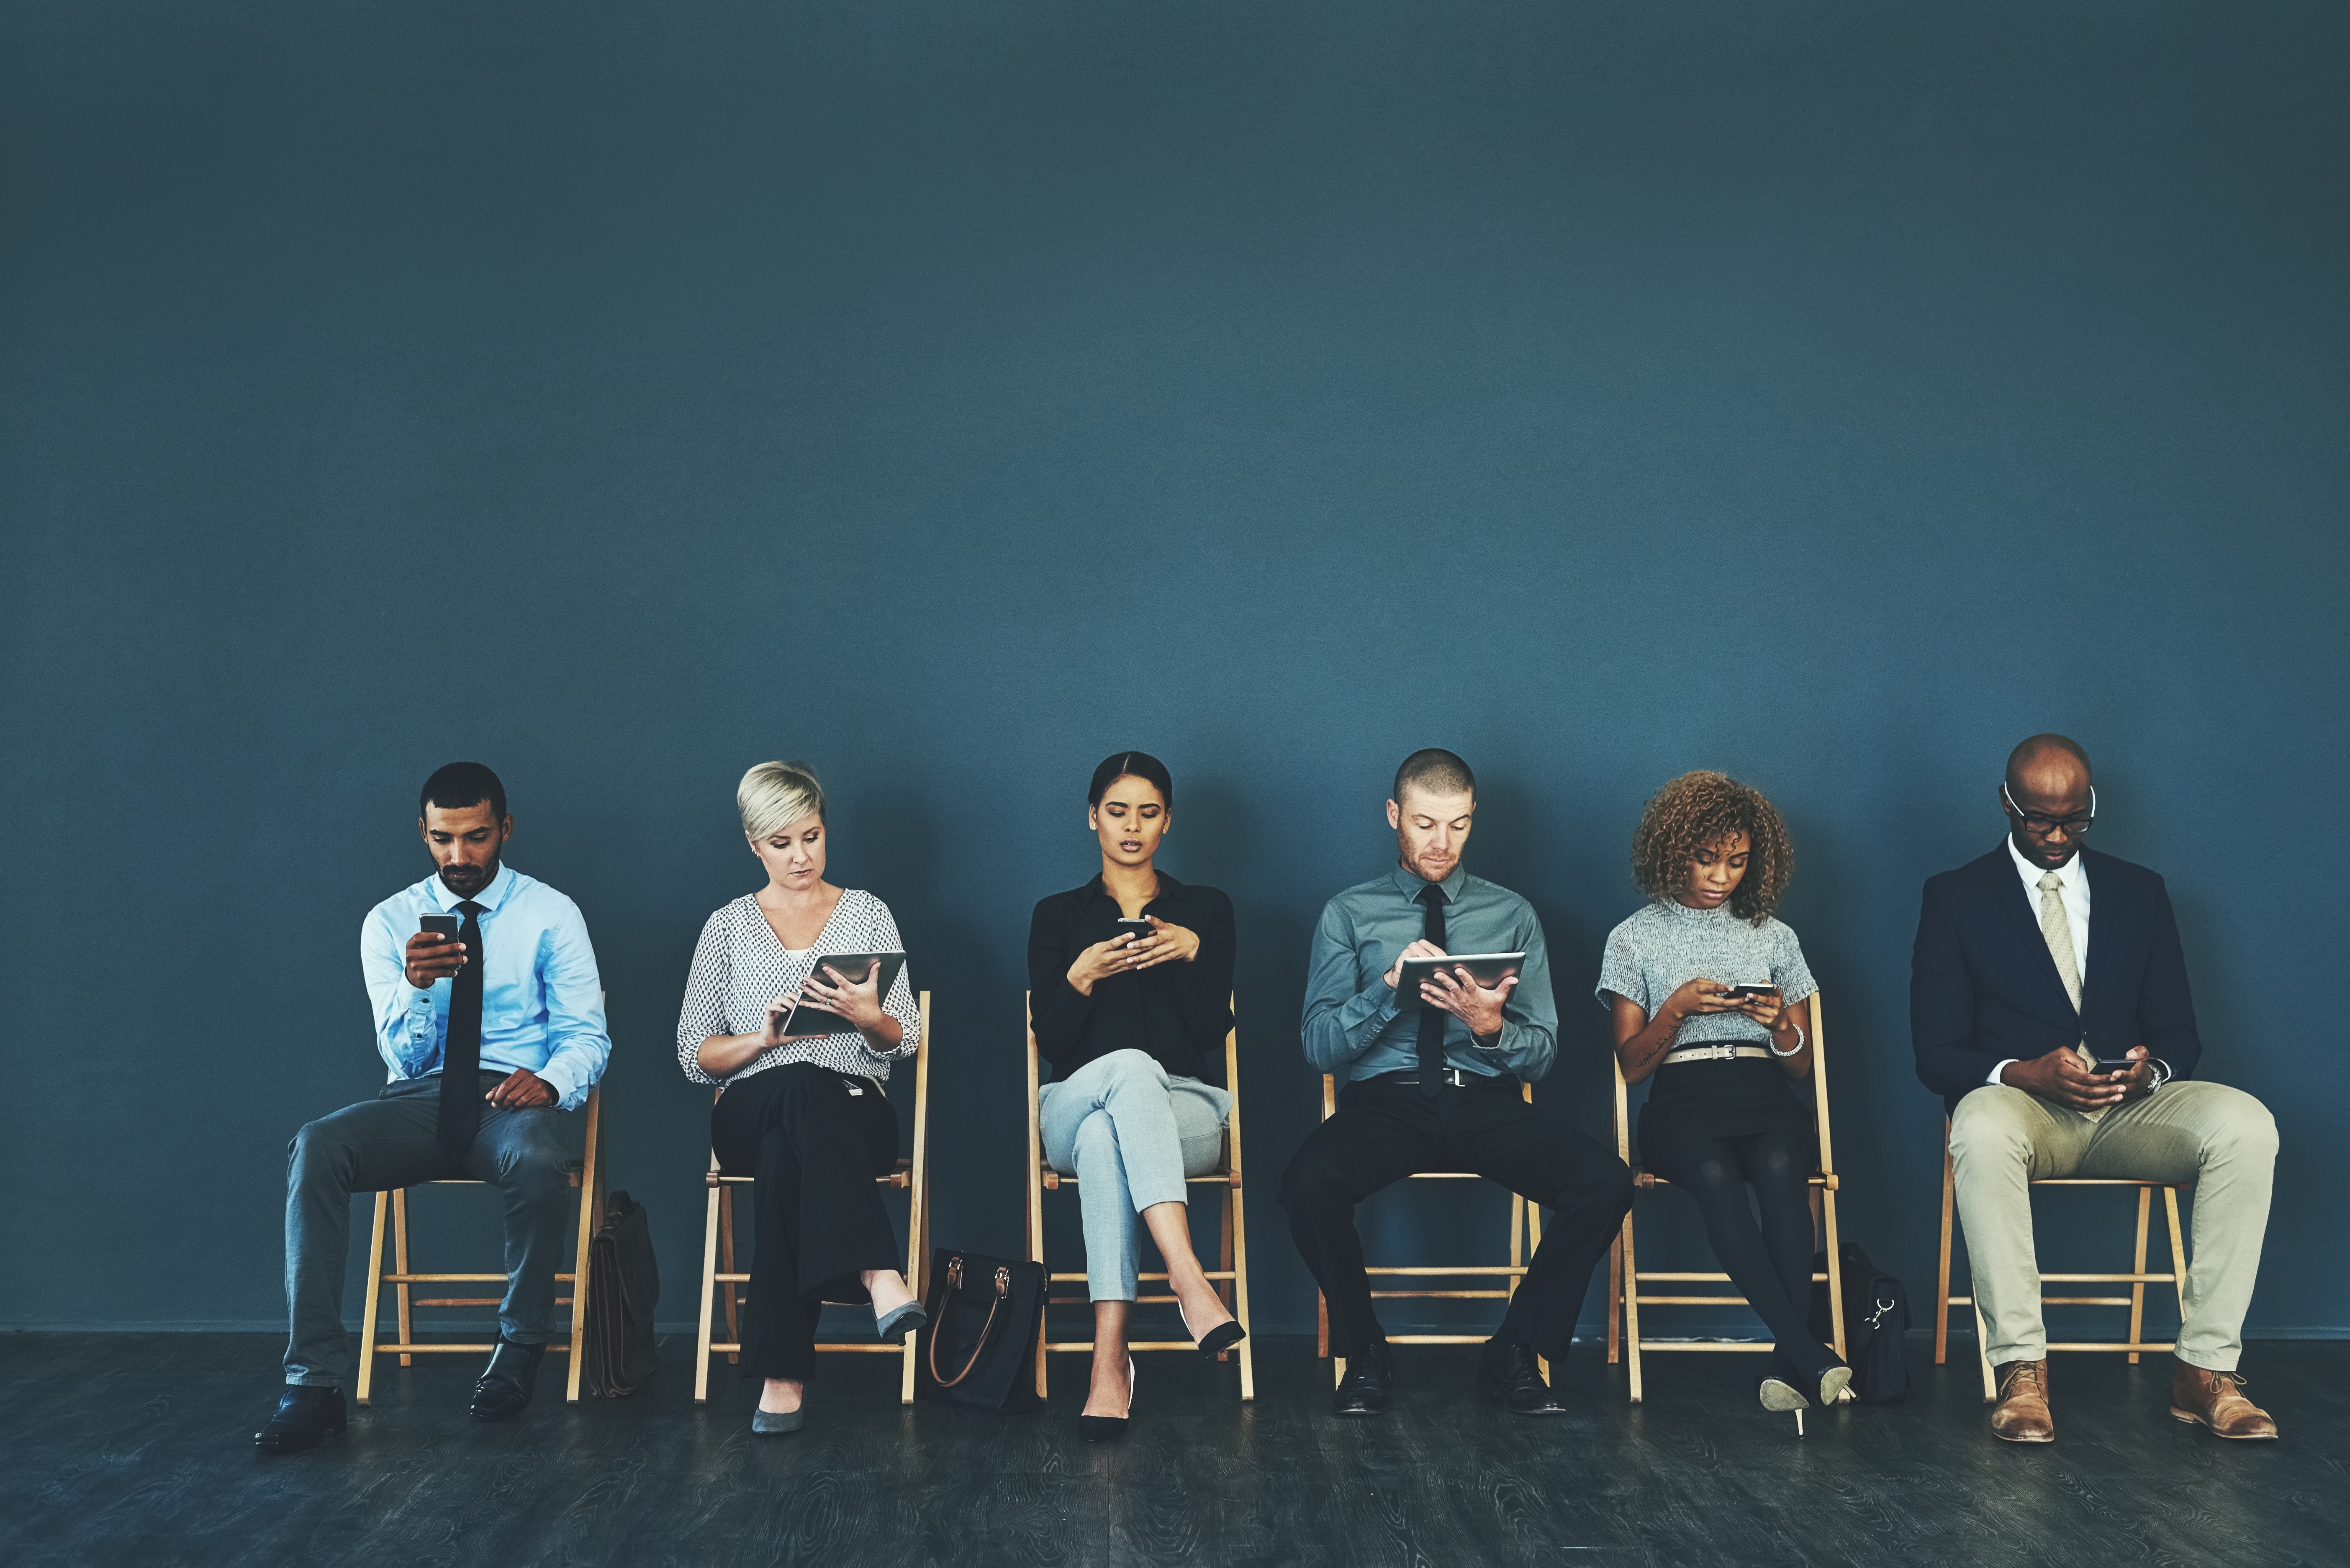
[2169,1358,2278,1440]
[1990,1359,2054,1443]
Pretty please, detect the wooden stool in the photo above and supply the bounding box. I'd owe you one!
[1312,1073,1546,1386]
[1608,992,1847,1403]
[1935,1114,2188,1400]
[692,991,934,1404]
[1025,993,1255,1401]
[355,1083,604,1405]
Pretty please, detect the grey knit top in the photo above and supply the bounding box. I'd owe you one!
[1595,899,1817,1047]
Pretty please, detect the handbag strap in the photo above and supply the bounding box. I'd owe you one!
[926,1256,1011,1388]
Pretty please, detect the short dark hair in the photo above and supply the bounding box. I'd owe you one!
[1393,748,1474,803]
[420,761,507,821]
[1088,750,1174,811]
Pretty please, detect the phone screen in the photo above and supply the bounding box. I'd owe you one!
[419,914,461,939]
[1115,919,1152,942]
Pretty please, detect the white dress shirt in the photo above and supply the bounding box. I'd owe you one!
[1986,836,2090,1085]
[362,863,611,1110]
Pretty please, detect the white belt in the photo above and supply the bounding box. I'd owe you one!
[1663,1043,1772,1064]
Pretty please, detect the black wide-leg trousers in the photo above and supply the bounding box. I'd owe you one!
[1280,1075,1634,1365]
[709,1064,902,1381]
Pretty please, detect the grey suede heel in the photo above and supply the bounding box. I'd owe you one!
[751,1407,804,1436]
[876,1300,929,1344]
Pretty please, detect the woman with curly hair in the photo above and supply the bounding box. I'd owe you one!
[1597,770,1851,1411]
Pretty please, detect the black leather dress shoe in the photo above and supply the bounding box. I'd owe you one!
[470,1339,547,1422]
[1332,1343,1394,1417]
[1479,1338,1568,1416]
[255,1384,348,1453]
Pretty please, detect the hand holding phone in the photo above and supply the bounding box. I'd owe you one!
[406,915,468,988]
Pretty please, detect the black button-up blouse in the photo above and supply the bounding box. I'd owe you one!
[1026,872,1236,1085]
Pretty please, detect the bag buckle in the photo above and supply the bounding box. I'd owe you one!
[993,1267,1010,1299]
[946,1256,965,1292]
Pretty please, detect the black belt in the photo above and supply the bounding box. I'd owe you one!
[1358,1067,1519,1093]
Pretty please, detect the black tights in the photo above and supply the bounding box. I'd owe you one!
[1658,1128,1832,1373]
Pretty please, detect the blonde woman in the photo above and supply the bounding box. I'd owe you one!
[678,762,925,1435]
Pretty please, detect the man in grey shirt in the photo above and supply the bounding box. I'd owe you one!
[1279,749,1633,1417]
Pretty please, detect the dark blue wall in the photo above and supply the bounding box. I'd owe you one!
[4,2,2345,1347]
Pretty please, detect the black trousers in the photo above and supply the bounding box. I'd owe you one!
[709,1064,902,1381]
[1279,1075,1634,1364]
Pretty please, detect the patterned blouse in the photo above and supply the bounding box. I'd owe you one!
[675,888,920,1087]
[1595,899,1818,1047]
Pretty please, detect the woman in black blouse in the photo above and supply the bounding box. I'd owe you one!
[1029,752,1244,1440]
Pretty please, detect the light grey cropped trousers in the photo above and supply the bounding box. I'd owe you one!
[1038,1048,1231,1302]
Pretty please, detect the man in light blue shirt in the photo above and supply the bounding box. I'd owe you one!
[1281,749,1632,1419]
[258,762,611,1454]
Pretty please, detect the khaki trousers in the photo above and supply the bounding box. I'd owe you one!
[1949,1080,2276,1371]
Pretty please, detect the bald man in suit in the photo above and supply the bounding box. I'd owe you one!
[1912,735,2278,1443]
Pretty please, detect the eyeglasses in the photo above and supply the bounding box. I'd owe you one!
[2003,782,2096,836]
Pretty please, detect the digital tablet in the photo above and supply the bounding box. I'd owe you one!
[776,952,907,1037]
[1397,951,1526,1001]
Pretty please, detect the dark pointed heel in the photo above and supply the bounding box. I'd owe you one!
[1196,1320,1245,1360]
[1079,1356,1134,1441]
[1179,1301,1246,1360]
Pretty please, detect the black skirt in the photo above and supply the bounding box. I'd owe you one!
[1637,1055,1814,1182]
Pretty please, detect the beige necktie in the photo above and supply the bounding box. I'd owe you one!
[2037,870,2104,1119]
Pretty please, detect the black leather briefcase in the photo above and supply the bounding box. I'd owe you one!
[583,1190,660,1396]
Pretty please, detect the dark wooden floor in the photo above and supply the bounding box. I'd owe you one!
[0,1333,2338,1568]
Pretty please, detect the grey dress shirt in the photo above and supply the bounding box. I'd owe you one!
[1301,862,1558,1086]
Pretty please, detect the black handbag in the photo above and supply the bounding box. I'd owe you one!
[1809,1241,1911,1405]
[913,1248,1045,1412]
[582,1190,661,1397]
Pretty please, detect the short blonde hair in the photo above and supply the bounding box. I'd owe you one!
[738,760,825,840]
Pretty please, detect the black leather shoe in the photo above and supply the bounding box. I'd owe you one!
[255,1384,347,1453]
[1332,1343,1394,1417]
[1479,1338,1568,1416]
[470,1338,547,1422]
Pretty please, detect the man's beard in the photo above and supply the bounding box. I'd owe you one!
[440,857,499,895]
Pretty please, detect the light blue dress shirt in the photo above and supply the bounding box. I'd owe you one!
[360,863,611,1111]
[1301,862,1558,1086]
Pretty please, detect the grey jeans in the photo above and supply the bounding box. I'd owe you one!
[283,1071,576,1388]
[1949,1079,2277,1371]
[1039,1049,1231,1303]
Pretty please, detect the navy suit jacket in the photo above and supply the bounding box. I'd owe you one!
[1911,844,2202,1114]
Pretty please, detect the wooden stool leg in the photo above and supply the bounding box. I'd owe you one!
[1606,1235,1622,1365]
[393,1188,413,1368]
[2163,1187,2189,1331]
[1821,1186,1847,1363]
[1219,1187,1236,1324]
[1936,1137,1957,1366]
[2128,1186,2152,1363]
[357,1191,390,1407]
[719,1186,741,1366]
[695,1179,722,1405]
[1229,1183,1254,1403]
[1621,1207,1643,1404]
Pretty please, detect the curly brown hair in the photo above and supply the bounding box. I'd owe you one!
[1631,770,1793,926]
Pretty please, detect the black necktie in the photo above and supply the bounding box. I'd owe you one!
[1415,883,1448,1096]
[437,899,487,1152]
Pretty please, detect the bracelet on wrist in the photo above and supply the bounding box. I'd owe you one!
[1768,1022,1806,1058]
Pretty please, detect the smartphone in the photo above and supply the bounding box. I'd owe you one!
[1114,918,1154,944]
[1722,984,1780,1000]
[2093,1057,2140,1077]
[419,914,462,940]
